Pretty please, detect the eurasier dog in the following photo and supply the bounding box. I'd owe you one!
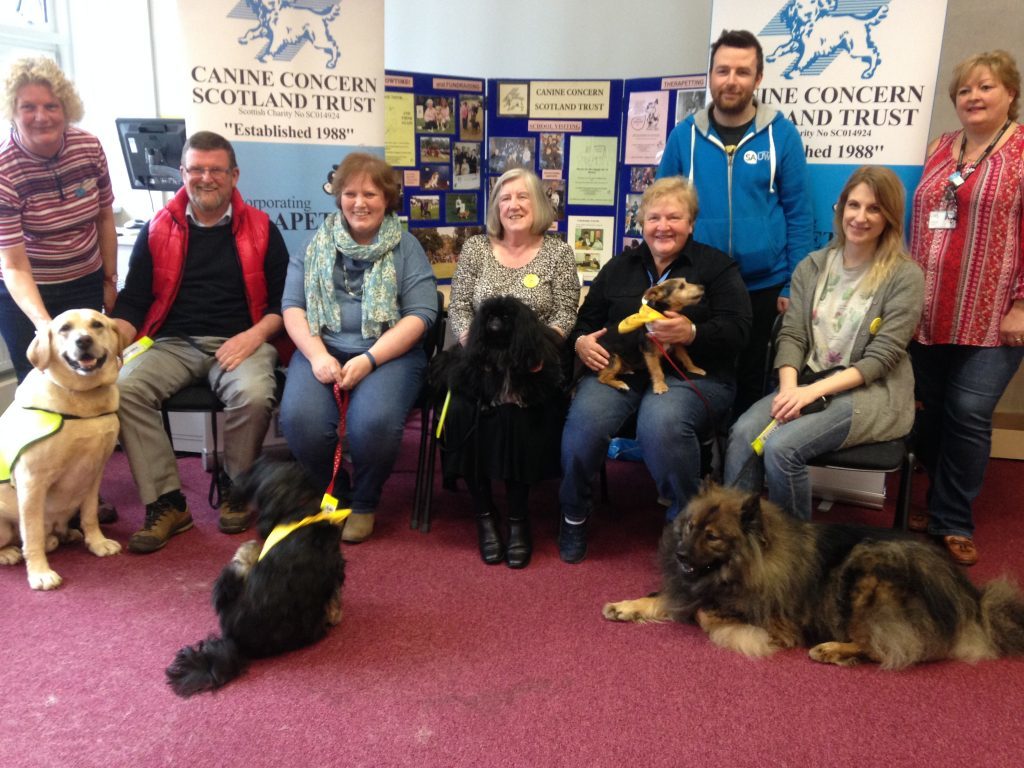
[166,459,346,697]
[0,309,123,590]
[598,277,705,395]
[433,295,564,407]
[604,483,1024,668]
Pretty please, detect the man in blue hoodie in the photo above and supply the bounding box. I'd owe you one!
[658,29,813,416]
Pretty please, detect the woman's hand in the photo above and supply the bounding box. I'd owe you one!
[999,301,1024,347]
[770,385,822,423]
[102,281,117,315]
[576,328,610,371]
[310,351,344,385]
[337,353,374,390]
[647,311,696,346]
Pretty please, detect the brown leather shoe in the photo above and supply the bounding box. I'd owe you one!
[908,509,929,533]
[942,535,978,567]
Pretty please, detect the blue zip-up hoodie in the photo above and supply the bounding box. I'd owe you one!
[657,103,813,296]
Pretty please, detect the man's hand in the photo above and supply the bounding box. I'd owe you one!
[216,328,264,372]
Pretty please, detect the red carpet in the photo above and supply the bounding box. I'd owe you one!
[3,422,1023,768]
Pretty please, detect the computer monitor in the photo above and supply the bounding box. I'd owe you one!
[114,118,187,192]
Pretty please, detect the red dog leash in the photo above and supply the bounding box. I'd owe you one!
[322,383,349,512]
[648,334,715,419]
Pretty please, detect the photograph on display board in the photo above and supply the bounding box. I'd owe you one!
[543,179,566,221]
[416,95,455,134]
[675,89,706,125]
[489,137,536,175]
[630,166,657,193]
[624,194,643,236]
[459,95,484,140]
[410,195,441,221]
[570,215,614,282]
[421,164,450,190]
[446,193,478,223]
[420,136,450,162]
[623,237,642,252]
[411,225,485,279]
[540,133,564,171]
[625,90,668,165]
[453,142,481,189]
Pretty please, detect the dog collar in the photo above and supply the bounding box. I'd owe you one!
[258,508,352,561]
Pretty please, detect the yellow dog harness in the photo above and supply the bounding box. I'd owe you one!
[258,508,352,561]
[617,303,666,334]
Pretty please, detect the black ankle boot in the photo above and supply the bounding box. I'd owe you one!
[476,509,504,565]
[506,514,532,569]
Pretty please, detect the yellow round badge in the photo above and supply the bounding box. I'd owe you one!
[869,317,883,335]
[523,273,540,289]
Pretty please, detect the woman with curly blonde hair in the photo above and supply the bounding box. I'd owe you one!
[1,56,117,381]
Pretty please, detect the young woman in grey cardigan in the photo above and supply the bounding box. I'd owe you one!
[724,166,924,520]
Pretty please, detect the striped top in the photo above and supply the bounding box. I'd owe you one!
[0,126,114,284]
[909,126,1024,346]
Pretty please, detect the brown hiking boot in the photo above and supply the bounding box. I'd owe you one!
[128,499,193,554]
[217,475,252,534]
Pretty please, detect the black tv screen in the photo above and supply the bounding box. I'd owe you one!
[115,118,186,192]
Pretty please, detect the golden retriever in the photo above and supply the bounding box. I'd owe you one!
[0,309,123,590]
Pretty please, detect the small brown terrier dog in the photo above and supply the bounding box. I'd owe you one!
[598,277,705,394]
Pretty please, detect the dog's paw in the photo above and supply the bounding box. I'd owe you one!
[56,529,84,545]
[0,545,24,565]
[603,598,664,623]
[686,365,707,377]
[28,569,63,590]
[87,537,121,557]
[809,642,862,667]
[652,381,669,394]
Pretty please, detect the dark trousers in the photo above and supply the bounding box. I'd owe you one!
[0,270,103,382]
[733,283,784,418]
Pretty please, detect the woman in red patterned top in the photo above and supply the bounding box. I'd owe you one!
[0,57,117,382]
[908,50,1024,566]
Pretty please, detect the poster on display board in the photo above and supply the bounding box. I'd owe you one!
[173,0,384,258]
[384,71,486,281]
[487,78,623,282]
[710,0,948,244]
[620,74,707,253]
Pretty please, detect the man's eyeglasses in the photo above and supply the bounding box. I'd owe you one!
[183,166,232,179]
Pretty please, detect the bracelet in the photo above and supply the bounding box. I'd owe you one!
[363,350,378,370]
[689,320,696,342]
[104,273,118,285]
[574,335,585,354]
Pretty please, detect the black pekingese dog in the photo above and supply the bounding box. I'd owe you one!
[165,458,346,697]
[431,294,564,406]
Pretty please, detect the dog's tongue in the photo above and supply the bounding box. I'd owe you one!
[76,355,99,370]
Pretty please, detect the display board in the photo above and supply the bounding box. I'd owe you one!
[384,70,487,281]
[619,74,707,253]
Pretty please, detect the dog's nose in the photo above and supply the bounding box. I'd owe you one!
[75,334,93,349]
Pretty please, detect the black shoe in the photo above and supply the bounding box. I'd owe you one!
[476,512,504,565]
[98,496,119,524]
[506,517,531,569]
[558,518,588,564]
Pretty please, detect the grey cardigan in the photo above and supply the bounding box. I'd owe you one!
[774,247,924,448]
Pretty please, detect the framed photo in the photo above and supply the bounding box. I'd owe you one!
[497,82,529,117]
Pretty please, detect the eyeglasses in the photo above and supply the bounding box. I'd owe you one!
[183,166,232,179]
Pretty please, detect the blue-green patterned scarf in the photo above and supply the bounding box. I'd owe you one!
[304,212,401,339]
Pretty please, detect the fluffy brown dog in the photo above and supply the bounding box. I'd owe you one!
[603,483,1024,668]
[0,309,123,590]
[598,277,705,394]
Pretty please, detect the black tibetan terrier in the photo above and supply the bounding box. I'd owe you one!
[165,458,346,697]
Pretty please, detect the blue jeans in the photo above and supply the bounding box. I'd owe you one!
[280,346,426,515]
[0,270,103,382]
[559,372,735,523]
[724,390,853,520]
[910,342,1024,538]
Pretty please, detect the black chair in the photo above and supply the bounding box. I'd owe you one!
[161,368,286,508]
[764,314,913,530]
[410,291,447,532]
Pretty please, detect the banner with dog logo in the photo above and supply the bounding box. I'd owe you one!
[710,0,948,244]
[173,0,384,256]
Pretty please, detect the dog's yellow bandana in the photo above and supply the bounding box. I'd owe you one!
[0,406,64,484]
[617,303,666,334]
[258,508,353,561]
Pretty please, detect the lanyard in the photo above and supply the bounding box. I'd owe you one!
[955,119,1011,180]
